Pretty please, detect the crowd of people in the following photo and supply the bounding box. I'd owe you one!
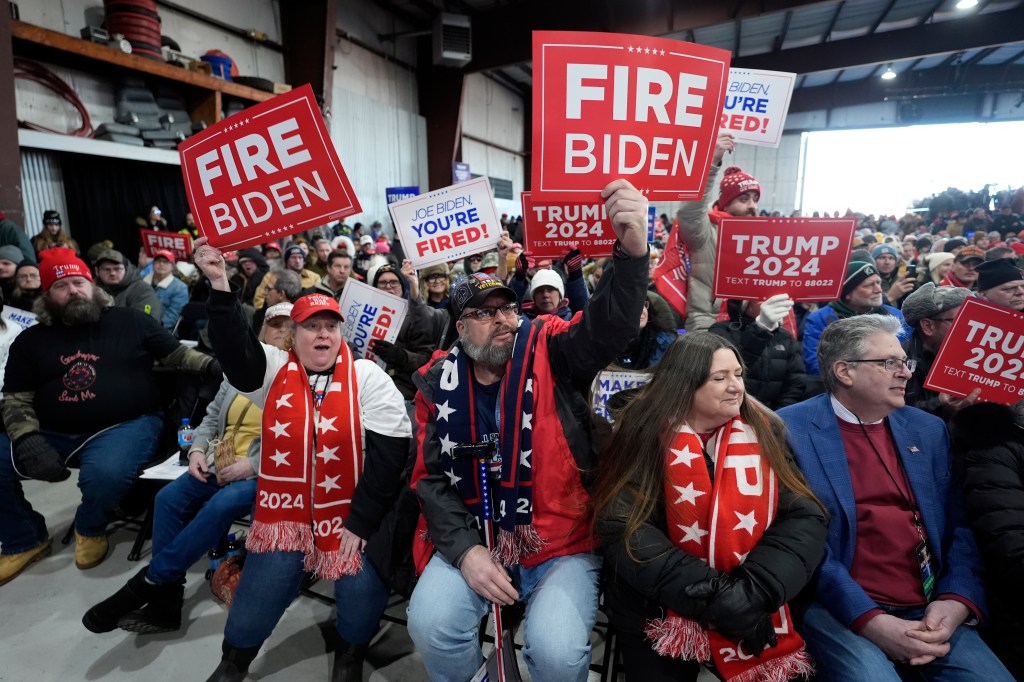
[0,137,1022,682]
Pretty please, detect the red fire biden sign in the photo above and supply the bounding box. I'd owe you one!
[179,84,361,251]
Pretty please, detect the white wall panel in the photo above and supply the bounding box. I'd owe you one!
[333,39,419,113]
[330,87,427,232]
[462,74,525,152]
[20,149,67,239]
[337,0,419,67]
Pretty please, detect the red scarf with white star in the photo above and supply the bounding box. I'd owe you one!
[247,345,363,579]
[645,417,812,682]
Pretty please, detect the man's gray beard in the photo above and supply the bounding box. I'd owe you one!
[59,297,103,326]
[462,334,515,367]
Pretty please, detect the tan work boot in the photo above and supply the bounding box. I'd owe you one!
[75,532,108,569]
[0,538,52,585]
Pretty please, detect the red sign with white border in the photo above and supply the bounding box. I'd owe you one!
[520,192,615,258]
[712,217,857,302]
[532,31,730,202]
[925,297,1024,405]
[139,228,193,261]
[179,84,361,252]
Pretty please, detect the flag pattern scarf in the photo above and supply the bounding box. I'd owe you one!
[433,318,541,565]
[247,344,364,580]
[645,417,813,682]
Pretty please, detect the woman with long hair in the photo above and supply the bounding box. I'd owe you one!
[592,332,826,682]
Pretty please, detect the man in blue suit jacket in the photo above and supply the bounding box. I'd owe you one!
[779,314,1011,680]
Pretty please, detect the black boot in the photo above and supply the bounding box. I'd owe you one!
[117,581,184,634]
[204,640,260,682]
[331,638,368,682]
[82,566,158,633]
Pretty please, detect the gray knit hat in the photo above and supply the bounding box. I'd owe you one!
[0,245,23,264]
[901,282,971,327]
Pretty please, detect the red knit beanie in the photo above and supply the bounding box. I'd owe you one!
[717,166,761,210]
[39,247,93,291]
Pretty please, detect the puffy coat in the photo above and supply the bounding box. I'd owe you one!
[99,260,163,320]
[950,402,1024,678]
[598,463,826,635]
[708,301,807,409]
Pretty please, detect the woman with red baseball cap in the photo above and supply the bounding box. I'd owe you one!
[191,237,412,681]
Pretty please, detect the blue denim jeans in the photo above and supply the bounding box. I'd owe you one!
[224,549,391,649]
[0,414,163,553]
[801,601,1014,681]
[407,552,602,682]
[146,473,256,584]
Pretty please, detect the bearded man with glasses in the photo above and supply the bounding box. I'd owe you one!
[778,314,1011,681]
[406,179,650,682]
[900,283,980,419]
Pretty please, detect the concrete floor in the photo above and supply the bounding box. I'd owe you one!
[0,474,647,682]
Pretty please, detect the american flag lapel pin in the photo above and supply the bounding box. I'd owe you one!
[908,445,920,454]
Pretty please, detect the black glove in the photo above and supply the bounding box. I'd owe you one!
[370,339,404,367]
[685,573,778,655]
[206,358,223,381]
[562,248,585,278]
[14,433,71,482]
[514,252,529,280]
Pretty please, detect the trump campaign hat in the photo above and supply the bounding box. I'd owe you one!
[39,247,93,291]
[290,293,343,323]
[450,272,516,318]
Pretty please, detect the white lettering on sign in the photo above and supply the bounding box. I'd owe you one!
[731,234,840,257]
[207,171,329,235]
[196,117,313,197]
[565,64,708,126]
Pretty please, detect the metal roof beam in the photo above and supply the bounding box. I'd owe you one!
[732,4,1024,73]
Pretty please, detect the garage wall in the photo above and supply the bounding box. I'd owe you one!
[461,73,526,217]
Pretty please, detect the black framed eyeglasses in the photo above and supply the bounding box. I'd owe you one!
[844,357,917,373]
[460,302,519,322]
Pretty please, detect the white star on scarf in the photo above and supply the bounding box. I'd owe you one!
[436,401,456,422]
[318,475,341,493]
[670,445,701,467]
[275,393,293,409]
[318,416,338,434]
[270,450,290,467]
[673,483,704,505]
[520,449,531,468]
[445,469,462,486]
[522,412,532,430]
[525,379,533,393]
[734,551,749,563]
[439,433,456,456]
[677,521,708,545]
[316,446,340,463]
[734,510,758,535]
[270,421,291,438]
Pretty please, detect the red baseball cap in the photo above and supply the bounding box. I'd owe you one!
[291,293,343,323]
[153,249,176,263]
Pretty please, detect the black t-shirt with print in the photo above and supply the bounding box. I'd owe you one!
[5,307,180,434]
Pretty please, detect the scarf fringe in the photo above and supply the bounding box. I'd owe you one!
[493,524,546,565]
[643,616,711,660]
[727,647,815,682]
[304,547,363,580]
[247,520,313,554]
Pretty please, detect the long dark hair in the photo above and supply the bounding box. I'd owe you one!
[590,332,822,561]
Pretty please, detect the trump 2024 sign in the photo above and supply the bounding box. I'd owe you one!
[532,31,730,201]
[179,84,361,251]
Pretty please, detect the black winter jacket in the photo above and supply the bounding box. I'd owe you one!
[950,402,1024,677]
[708,302,807,410]
[598,468,826,635]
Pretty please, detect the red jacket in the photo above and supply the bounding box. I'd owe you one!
[411,250,650,570]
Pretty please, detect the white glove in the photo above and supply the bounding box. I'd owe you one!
[755,294,793,331]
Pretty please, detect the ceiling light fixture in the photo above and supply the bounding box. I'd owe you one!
[881,64,896,80]
[956,0,979,9]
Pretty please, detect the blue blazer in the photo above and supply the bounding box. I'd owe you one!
[778,394,986,626]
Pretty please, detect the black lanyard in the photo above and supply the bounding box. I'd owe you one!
[856,418,926,540]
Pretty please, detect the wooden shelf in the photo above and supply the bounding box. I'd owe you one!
[11,20,274,124]
[18,129,181,165]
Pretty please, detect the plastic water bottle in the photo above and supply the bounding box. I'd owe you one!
[177,418,194,464]
[206,543,225,580]
[226,533,245,558]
